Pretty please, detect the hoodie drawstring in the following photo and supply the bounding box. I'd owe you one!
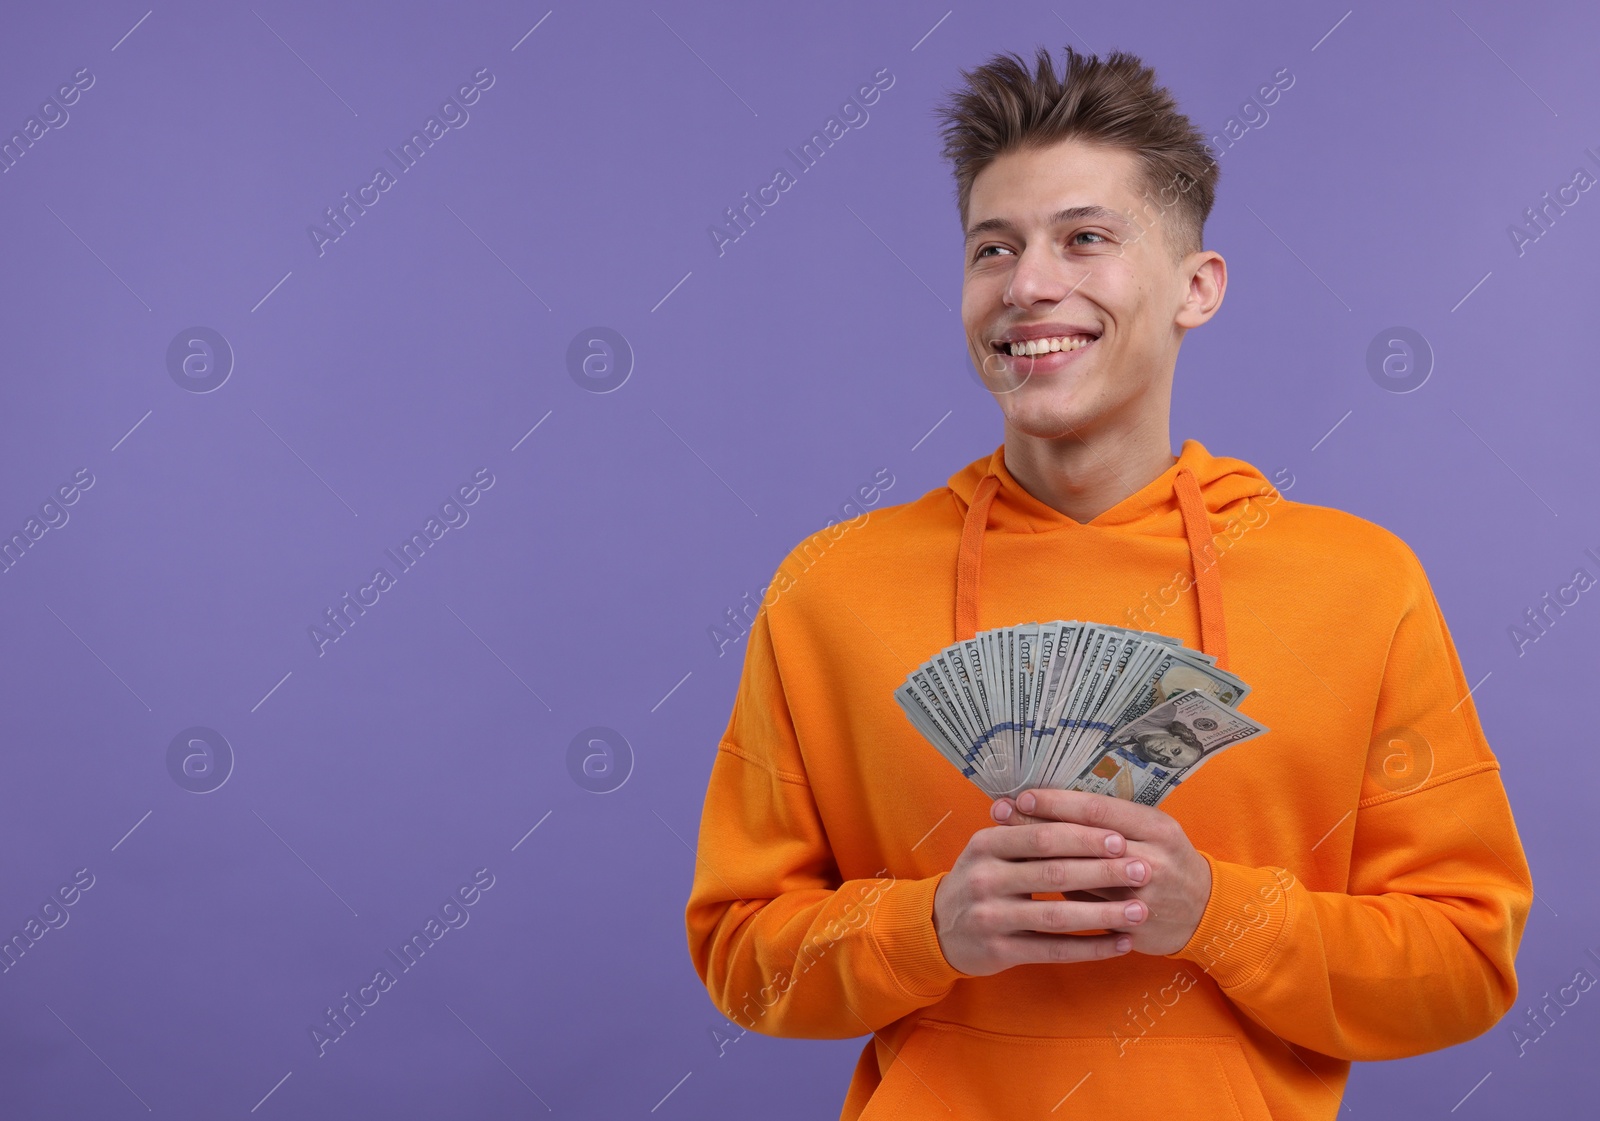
[954,466,1230,671]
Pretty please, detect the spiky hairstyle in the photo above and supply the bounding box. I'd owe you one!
[933,45,1219,260]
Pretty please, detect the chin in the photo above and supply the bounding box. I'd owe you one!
[1002,401,1099,441]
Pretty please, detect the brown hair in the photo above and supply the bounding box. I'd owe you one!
[933,45,1219,261]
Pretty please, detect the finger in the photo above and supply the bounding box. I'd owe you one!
[995,855,1149,896]
[1012,788,1170,841]
[999,930,1133,966]
[993,797,1149,845]
[981,820,1127,861]
[992,799,1057,827]
[1003,895,1150,936]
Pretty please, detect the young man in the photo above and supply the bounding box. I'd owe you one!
[684,46,1531,1120]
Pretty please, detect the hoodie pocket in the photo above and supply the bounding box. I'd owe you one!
[858,1017,1273,1121]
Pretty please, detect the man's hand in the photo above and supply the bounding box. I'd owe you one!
[994,788,1213,956]
[931,805,1148,976]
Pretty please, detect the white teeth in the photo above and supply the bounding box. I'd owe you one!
[1006,335,1095,356]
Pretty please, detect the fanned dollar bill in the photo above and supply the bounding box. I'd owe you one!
[893,621,1267,804]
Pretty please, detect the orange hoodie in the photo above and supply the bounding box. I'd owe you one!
[685,439,1533,1121]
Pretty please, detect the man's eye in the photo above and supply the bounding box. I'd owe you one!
[1072,231,1107,245]
[975,244,1013,259]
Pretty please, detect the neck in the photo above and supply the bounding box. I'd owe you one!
[1001,416,1177,525]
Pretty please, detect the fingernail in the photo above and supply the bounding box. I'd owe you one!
[1018,791,1036,812]
[1115,935,1132,953]
[994,800,1013,821]
[1124,901,1146,923]
[1126,860,1146,883]
[1104,834,1125,855]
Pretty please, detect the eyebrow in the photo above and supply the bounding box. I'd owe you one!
[963,205,1130,245]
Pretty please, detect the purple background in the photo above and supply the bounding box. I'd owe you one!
[0,0,1595,1116]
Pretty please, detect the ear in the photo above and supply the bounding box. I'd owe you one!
[1175,251,1227,330]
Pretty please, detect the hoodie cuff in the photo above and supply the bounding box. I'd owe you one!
[869,871,975,998]
[1166,853,1292,989]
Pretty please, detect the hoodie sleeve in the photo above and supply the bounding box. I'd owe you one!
[684,592,972,1040]
[1168,542,1534,1060]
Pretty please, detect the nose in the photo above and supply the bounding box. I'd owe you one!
[1004,241,1083,310]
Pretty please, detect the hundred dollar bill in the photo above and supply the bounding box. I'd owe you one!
[1066,688,1270,806]
[894,620,1265,803]
[1105,647,1251,731]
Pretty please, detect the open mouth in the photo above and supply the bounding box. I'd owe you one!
[991,334,1099,358]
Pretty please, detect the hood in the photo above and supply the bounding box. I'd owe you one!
[946,438,1271,535]
[947,439,1270,669]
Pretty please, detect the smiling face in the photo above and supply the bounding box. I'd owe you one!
[960,137,1224,442]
